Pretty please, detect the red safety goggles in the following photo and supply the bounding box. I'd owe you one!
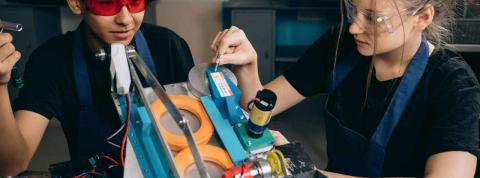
[85,0,146,16]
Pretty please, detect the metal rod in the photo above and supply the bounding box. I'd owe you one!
[127,58,181,178]
[214,52,221,72]
[127,46,210,178]
[0,19,23,32]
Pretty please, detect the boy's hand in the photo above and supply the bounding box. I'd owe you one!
[0,33,21,85]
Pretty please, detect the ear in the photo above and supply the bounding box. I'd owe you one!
[414,4,435,31]
[66,0,83,15]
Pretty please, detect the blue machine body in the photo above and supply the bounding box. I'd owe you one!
[200,96,248,165]
[115,66,273,176]
[206,67,248,125]
[200,66,250,165]
[118,96,173,178]
[203,66,275,155]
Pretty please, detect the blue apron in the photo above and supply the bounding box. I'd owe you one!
[324,35,429,176]
[72,24,158,160]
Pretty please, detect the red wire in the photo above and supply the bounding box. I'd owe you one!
[101,155,120,166]
[72,173,86,178]
[121,95,131,167]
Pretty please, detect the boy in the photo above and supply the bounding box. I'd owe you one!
[0,0,194,176]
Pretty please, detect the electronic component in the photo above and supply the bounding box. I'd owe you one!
[247,89,277,138]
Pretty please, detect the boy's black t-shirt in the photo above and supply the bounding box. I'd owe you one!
[283,30,480,176]
[13,23,194,158]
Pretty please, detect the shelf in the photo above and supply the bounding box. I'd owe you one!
[223,2,340,82]
[0,1,65,8]
[223,0,339,11]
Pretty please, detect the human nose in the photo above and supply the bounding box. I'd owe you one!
[114,6,134,26]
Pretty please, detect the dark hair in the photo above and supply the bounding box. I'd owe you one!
[78,0,156,3]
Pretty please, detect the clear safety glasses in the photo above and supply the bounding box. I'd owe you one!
[344,0,425,34]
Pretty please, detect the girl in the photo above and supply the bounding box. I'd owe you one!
[211,0,479,177]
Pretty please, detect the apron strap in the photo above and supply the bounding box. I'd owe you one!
[134,30,159,78]
[73,25,93,107]
[371,35,430,146]
[73,23,118,159]
[328,50,362,93]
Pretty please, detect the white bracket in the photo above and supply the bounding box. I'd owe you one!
[110,43,131,95]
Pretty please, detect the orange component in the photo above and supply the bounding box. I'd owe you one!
[175,145,234,178]
[151,95,214,151]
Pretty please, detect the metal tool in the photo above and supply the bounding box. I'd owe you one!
[0,19,23,33]
[0,19,24,89]
[126,46,210,178]
[214,52,221,72]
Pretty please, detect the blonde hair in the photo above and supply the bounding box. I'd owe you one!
[404,0,456,48]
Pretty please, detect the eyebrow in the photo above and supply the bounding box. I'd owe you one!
[363,8,380,14]
[359,8,388,16]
